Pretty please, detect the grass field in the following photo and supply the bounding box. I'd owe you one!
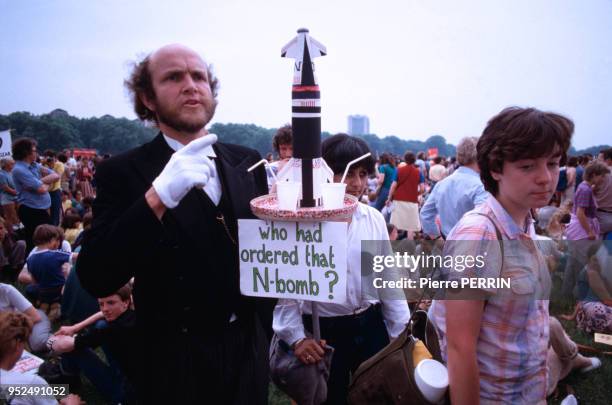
[60,296,612,404]
[547,283,612,405]
[21,275,610,404]
[57,336,612,404]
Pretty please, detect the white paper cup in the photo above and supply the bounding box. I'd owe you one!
[414,359,448,404]
[276,181,301,211]
[321,182,346,210]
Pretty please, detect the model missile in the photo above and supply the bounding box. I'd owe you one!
[281,28,327,207]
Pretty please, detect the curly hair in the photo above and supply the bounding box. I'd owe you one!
[12,138,37,161]
[0,311,32,361]
[478,107,573,196]
[124,53,219,125]
[272,124,293,154]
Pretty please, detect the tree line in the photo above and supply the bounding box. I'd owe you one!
[0,110,607,158]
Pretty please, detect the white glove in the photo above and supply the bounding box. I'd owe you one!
[152,134,218,209]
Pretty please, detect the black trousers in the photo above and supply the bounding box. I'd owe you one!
[137,313,270,404]
[18,205,51,254]
[303,304,390,405]
[49,189,62,226]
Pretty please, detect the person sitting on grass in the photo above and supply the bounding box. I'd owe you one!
[60,190,72,213]
[18,225,74,321]
[568,241,612,334]
[48,283,137,404]
[0,216,26,283]
[0,282,52,353]
[80,196,94,217]
[70,191,84,217]
[0,311,82,405]
[546,316,601,402]
[386,223,398,241]
[71,212,91,250]
[61,212,82,248]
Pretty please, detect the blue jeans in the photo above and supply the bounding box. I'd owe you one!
[373,187,390,212]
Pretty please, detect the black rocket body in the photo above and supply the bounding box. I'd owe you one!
[281,28,327,207]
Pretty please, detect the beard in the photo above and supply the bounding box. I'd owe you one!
[154,97,217,134]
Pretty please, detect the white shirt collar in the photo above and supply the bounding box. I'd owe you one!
[162,133,217,158]
[354,201,368,219]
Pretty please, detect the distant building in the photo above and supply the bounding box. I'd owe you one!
[348,114,370,135]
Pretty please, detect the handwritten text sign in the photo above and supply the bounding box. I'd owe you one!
[239,219,347,303]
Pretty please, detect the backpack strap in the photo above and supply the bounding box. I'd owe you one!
[472,212,504,263]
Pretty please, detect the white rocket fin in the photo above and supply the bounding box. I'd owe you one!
[307,36,327,58]
[281,36,302,58]
[282,31,326,59]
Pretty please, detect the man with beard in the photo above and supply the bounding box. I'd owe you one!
[77,44,274,404]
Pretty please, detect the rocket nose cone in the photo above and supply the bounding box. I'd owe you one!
[297,28,309,33]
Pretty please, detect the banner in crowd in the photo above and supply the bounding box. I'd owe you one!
[0,130,12,158]
[238,219,347,303]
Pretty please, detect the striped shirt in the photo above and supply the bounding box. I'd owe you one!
[430,196,551,404]
[572,181,597,218]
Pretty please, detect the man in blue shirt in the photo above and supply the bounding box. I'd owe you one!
[11,138,59,253]
[420,136,490,239]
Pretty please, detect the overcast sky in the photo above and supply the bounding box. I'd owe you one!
[2,0,611,149]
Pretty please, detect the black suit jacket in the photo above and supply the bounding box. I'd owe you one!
[77,133,274,334]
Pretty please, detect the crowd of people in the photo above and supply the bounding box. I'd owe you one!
[0,143,104,404]
[0,42,610,405]
[262,111,610,404]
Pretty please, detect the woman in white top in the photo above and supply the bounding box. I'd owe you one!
[272,134,410,405]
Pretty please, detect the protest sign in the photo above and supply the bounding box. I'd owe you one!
[0,130,12,158]
[10,350,44,375]
[239,219,347,303]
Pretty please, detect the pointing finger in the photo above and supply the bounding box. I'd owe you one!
[181,134,218,155]
[181,156,216,177]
